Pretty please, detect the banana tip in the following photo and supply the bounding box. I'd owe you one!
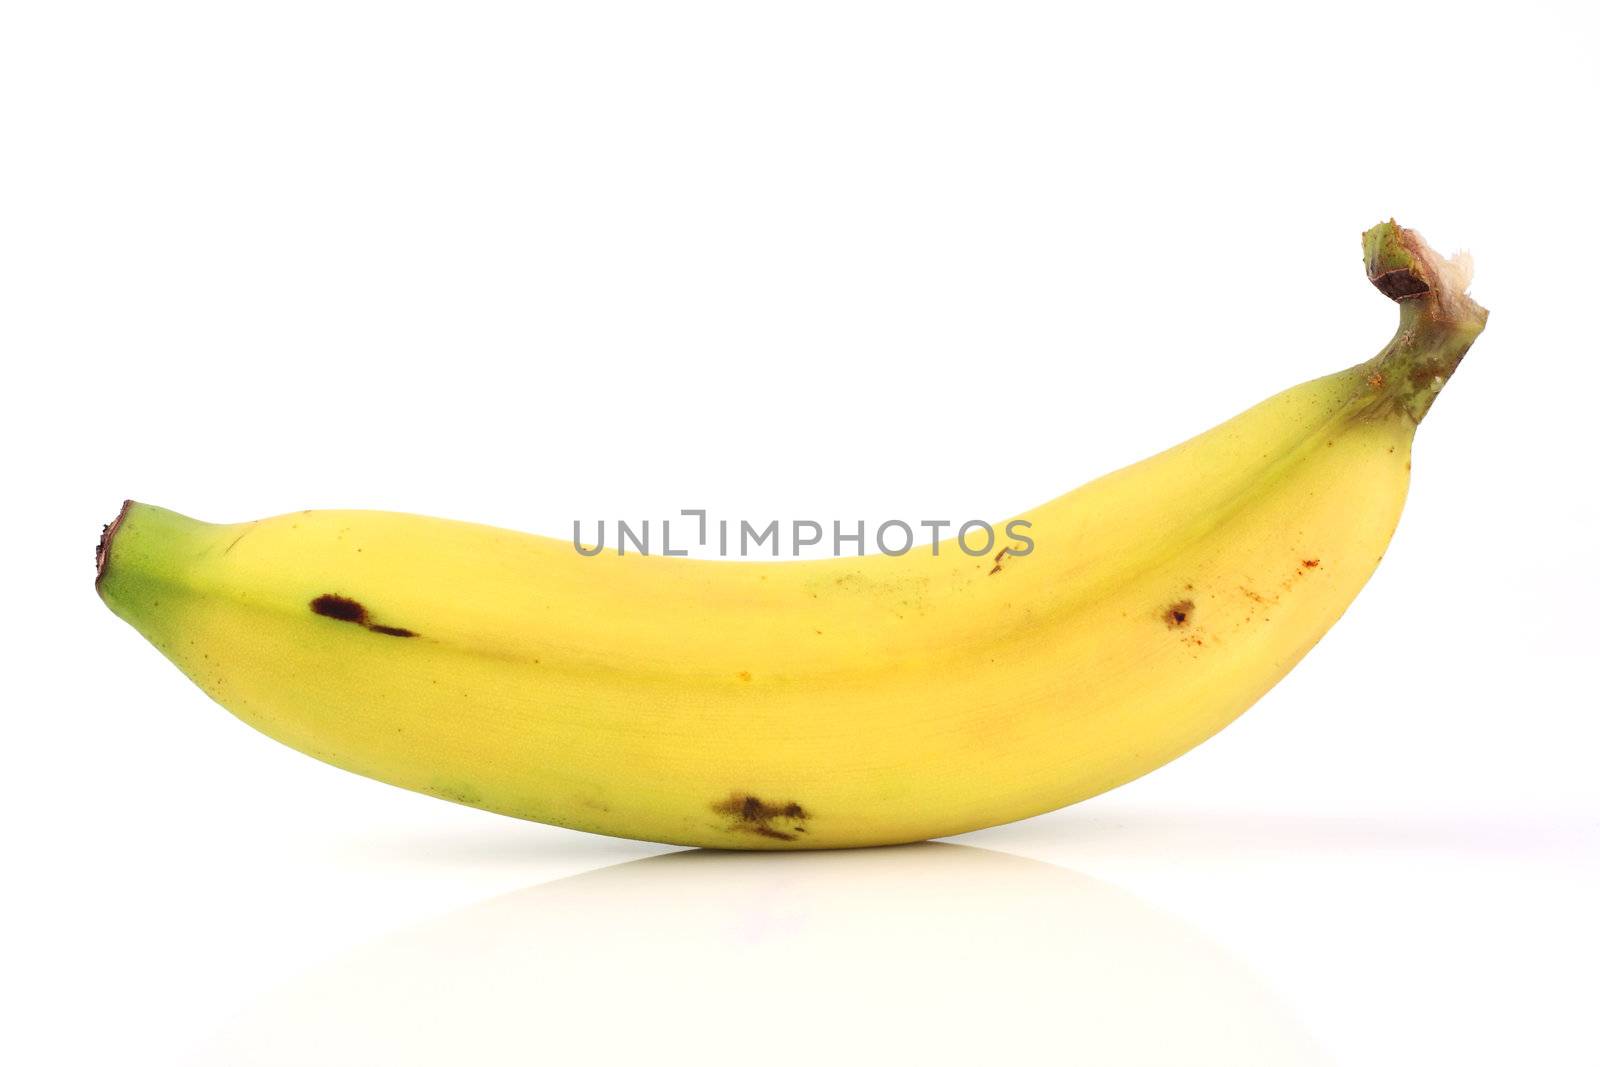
[97,500,134,587]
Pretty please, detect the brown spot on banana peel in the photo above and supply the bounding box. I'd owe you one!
[714,793,809,841]
[310,594,418,638]
[311,594,367,622]
[368,624,417,638]
[750,827,793,840]
[1163,599,1195,628]
[1409,361,1444,389]
[222,525,257,555]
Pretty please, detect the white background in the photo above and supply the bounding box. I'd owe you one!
[5,2,1598,1064]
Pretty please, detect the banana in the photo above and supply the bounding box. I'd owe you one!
[96,221,1487,849]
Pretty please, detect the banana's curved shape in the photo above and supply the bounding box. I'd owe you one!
[97,222,1487,849]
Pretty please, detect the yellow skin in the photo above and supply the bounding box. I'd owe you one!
[97,222,1486,849]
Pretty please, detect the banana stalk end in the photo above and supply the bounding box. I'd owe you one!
[1362,220,1489,424]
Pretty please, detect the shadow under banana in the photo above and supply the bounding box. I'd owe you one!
[200,844,1323,1066]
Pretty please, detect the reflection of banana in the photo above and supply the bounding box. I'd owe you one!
[196,845,1324,1066]
[98,221,1486,849]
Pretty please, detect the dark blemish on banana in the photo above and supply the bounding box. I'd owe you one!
[222,527,254,555]
[989,548,1007,575]
[1409,362,1441,389]
[311,594,367,622]
[1164,599,1194,628]
[428,781,482,805]
[310,594,419,638]
[714,793,809,841]
[1302,559,1320,569]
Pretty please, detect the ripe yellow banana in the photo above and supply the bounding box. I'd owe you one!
[97,221,1487,849]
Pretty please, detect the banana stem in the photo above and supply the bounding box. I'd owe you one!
[1362,221,1489,423]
